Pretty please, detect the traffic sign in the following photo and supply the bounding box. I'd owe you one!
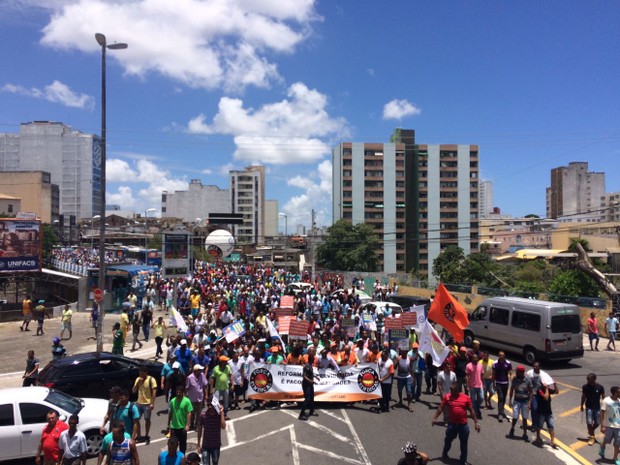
[93,288,103,302]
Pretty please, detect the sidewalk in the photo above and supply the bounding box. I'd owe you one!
[0,309,160,389]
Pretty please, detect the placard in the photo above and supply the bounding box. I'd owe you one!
[278,316,292,335]
[289,320,309,339]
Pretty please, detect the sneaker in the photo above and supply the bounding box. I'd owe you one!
[599,446,606,458]
[588,436,595,446]
[145,436,150,445]
[508,428,515,438]
[298,415,307,421]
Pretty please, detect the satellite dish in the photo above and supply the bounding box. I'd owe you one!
[205,229,235,258]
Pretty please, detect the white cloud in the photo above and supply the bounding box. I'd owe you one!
[39,0,320,92]
[107,159,137,181]
[201,168,212,175]
[282,159,332,226]
[382,98,421,120]
[1,80,94,109]
[187,82,349,164]
[218,162,236,176]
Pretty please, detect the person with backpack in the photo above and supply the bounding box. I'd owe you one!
[132,365,157,444]
[112,389,140,441]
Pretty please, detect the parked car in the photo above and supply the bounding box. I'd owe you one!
[387,295,431,312]
[285,282,314,296]
[576,296,607,309]
[331,289,373,304]
[37,352,163,400]
[465,297,584,364]
[359,301,404,316]
[0,387,108,461]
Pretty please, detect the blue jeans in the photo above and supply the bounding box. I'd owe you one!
[469,387,483,417]
[216,389,229,415]
[444,423,470,463]
[202,448,221,465]
[412,372,423,401]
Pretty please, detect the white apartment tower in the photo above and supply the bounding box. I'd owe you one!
[230,165,265,245]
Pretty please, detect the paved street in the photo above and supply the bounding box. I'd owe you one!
[1,310,615,465]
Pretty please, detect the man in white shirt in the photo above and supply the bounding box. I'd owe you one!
[354,339,370,364]
[600,385,620,461]
[59,414,87,465]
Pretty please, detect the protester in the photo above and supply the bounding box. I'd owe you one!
[299,353,318,420]
[23,349,40,386]
[210,356,232,420]
[377,349,395,413]
[197,396,226,465]
[397,441,429,465]
[507,365,532,442]
[168,386,193,454]
[51,336,67,361]
[186,364,209,430]
[534,382,557,449]
[36,409,69,465]
[132,365,157,444]
[60,304,73,340]
[58,414,87,465]
[112,389,140,441]
[108,421,140,465]
[158,436,184,465]
[582,373,605,447]
[492,351,512,422]
[587,312,600,351]
[432,382,480,465]
[599,385,620,461]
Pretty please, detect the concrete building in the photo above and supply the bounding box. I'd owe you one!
[332,129,479,279]
[0,194,21,216]
[0,121,101,220]
[600,192,620,222]
[0,171,59,223]
[479,179,494,219]
[479,217,554,254]
[230,165,265,245]
[264,199,278,239]
[546,162,605,220]
[161,179,230,222]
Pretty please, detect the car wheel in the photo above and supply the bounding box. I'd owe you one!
[523,347,537,365]
[463,331,474,348]
[84,429,104,457]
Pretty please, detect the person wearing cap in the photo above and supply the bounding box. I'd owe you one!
[397,441,429,465]
[265,346,284,364]
[165,362,187,406]
[186,364,209,431]
[132,365,157,444]
[432,381,480,465]
[466,340,482,362]
[197,396,226,465]
[100,386,122,435]
[377,349,395,413]
[507,365,532,442]
[51,336,66,361]
[210,356,233,419]
[175,339,193,374]
[408,342,425,403]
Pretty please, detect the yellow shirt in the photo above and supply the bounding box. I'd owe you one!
[133,375,157,405]
[190,294,201,310]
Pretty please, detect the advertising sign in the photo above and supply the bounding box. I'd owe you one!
[162,232,189,278]
[0,219,41,272]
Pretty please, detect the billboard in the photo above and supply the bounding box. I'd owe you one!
[0,219,41,272]
[162,232,189,278]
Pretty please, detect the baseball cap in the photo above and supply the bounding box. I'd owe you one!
[180,339,188,345]
[411,342,419,349]
[219,355,230,362]
[172,362,181,369]
[517,365,526,372]
[459,346,467,352]
[193,364,204,370]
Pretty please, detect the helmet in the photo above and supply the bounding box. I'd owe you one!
[53,337,60,344]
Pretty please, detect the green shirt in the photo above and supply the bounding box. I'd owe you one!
[211,364,232,391]
[168,396,193,429]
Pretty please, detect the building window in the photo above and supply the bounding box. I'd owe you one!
[7,204,13,213]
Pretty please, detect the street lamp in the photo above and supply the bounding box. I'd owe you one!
[144,208,156,263]
[278,212,288,237]
[95,32,127,353]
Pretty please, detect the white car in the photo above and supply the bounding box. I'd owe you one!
[285,282,313,295]
[0,387,109,461]
[359,301,404,316]
[331,289,373,304]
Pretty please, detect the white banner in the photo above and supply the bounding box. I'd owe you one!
[418,320,450,367]
[246,363,383,402]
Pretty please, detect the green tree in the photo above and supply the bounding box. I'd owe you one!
[432,245,466,284]
[316,220,380,271]
[41,223,59,259]
[548,269,601,299]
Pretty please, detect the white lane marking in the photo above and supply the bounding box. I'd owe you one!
[296,443,363,464]
[289,421,301,465]
[341,408,372,465]
[226,417,237,446]
[317,408,347,423]
[221,424,291,451]
[280,410,352,443]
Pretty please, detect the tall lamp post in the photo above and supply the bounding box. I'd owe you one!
[278,212,288,238]
[95,33,127,353]
[144,208,156,263]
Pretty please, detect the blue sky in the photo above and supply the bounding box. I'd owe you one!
[1,1,619,230]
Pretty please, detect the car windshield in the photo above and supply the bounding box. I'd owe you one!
[45,389,82,414]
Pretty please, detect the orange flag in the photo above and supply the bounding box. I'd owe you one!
[427,282,469,343]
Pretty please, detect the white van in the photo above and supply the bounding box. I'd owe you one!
[464,296,584,364]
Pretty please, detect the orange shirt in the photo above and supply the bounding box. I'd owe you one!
[338,350,358,366]
[302,354,318,366]
[287,354,304,365]
[367,351,381,363]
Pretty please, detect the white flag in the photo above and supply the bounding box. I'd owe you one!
[419,320,450,367]
[409,305,427,330]
[170,305,188,333]
[266,316,286,352]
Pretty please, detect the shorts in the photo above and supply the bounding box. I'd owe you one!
[589,332,600,341]
[609,331,617,342]
[605,427,620,447]
[137,403,151,421]
[586,408,600,427]
[23,313,32,322]
[61,322,72,332]
[512,400,529,420]
[233,385,244,397]
[397,377,413,397]
[538,413,554,430]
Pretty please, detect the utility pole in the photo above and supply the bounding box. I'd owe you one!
[311,209,316,279]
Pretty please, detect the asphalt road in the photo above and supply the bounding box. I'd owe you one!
[1,310,615,465]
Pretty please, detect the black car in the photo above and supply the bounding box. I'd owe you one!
[37,352,164,400]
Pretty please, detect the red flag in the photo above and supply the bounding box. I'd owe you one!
[427,282,469,343]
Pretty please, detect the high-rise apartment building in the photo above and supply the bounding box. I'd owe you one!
[230,165,265,245]
[333,129,479,279]
[600,192,620,222]
[0,121,100,219]
[479,180,494,219]
[546,162,605,220]
[162,179,230,221]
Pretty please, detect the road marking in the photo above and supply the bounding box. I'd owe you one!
[296,442,363,464]
[341,408,372,465]
[569,434,603,451]
[226,416,237,446]
[280,410,352,443]
[559,405,582,418]
[289,424,300,465]
[319,408,348,423]
[221,424,291,451]
[556,381,581,393]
